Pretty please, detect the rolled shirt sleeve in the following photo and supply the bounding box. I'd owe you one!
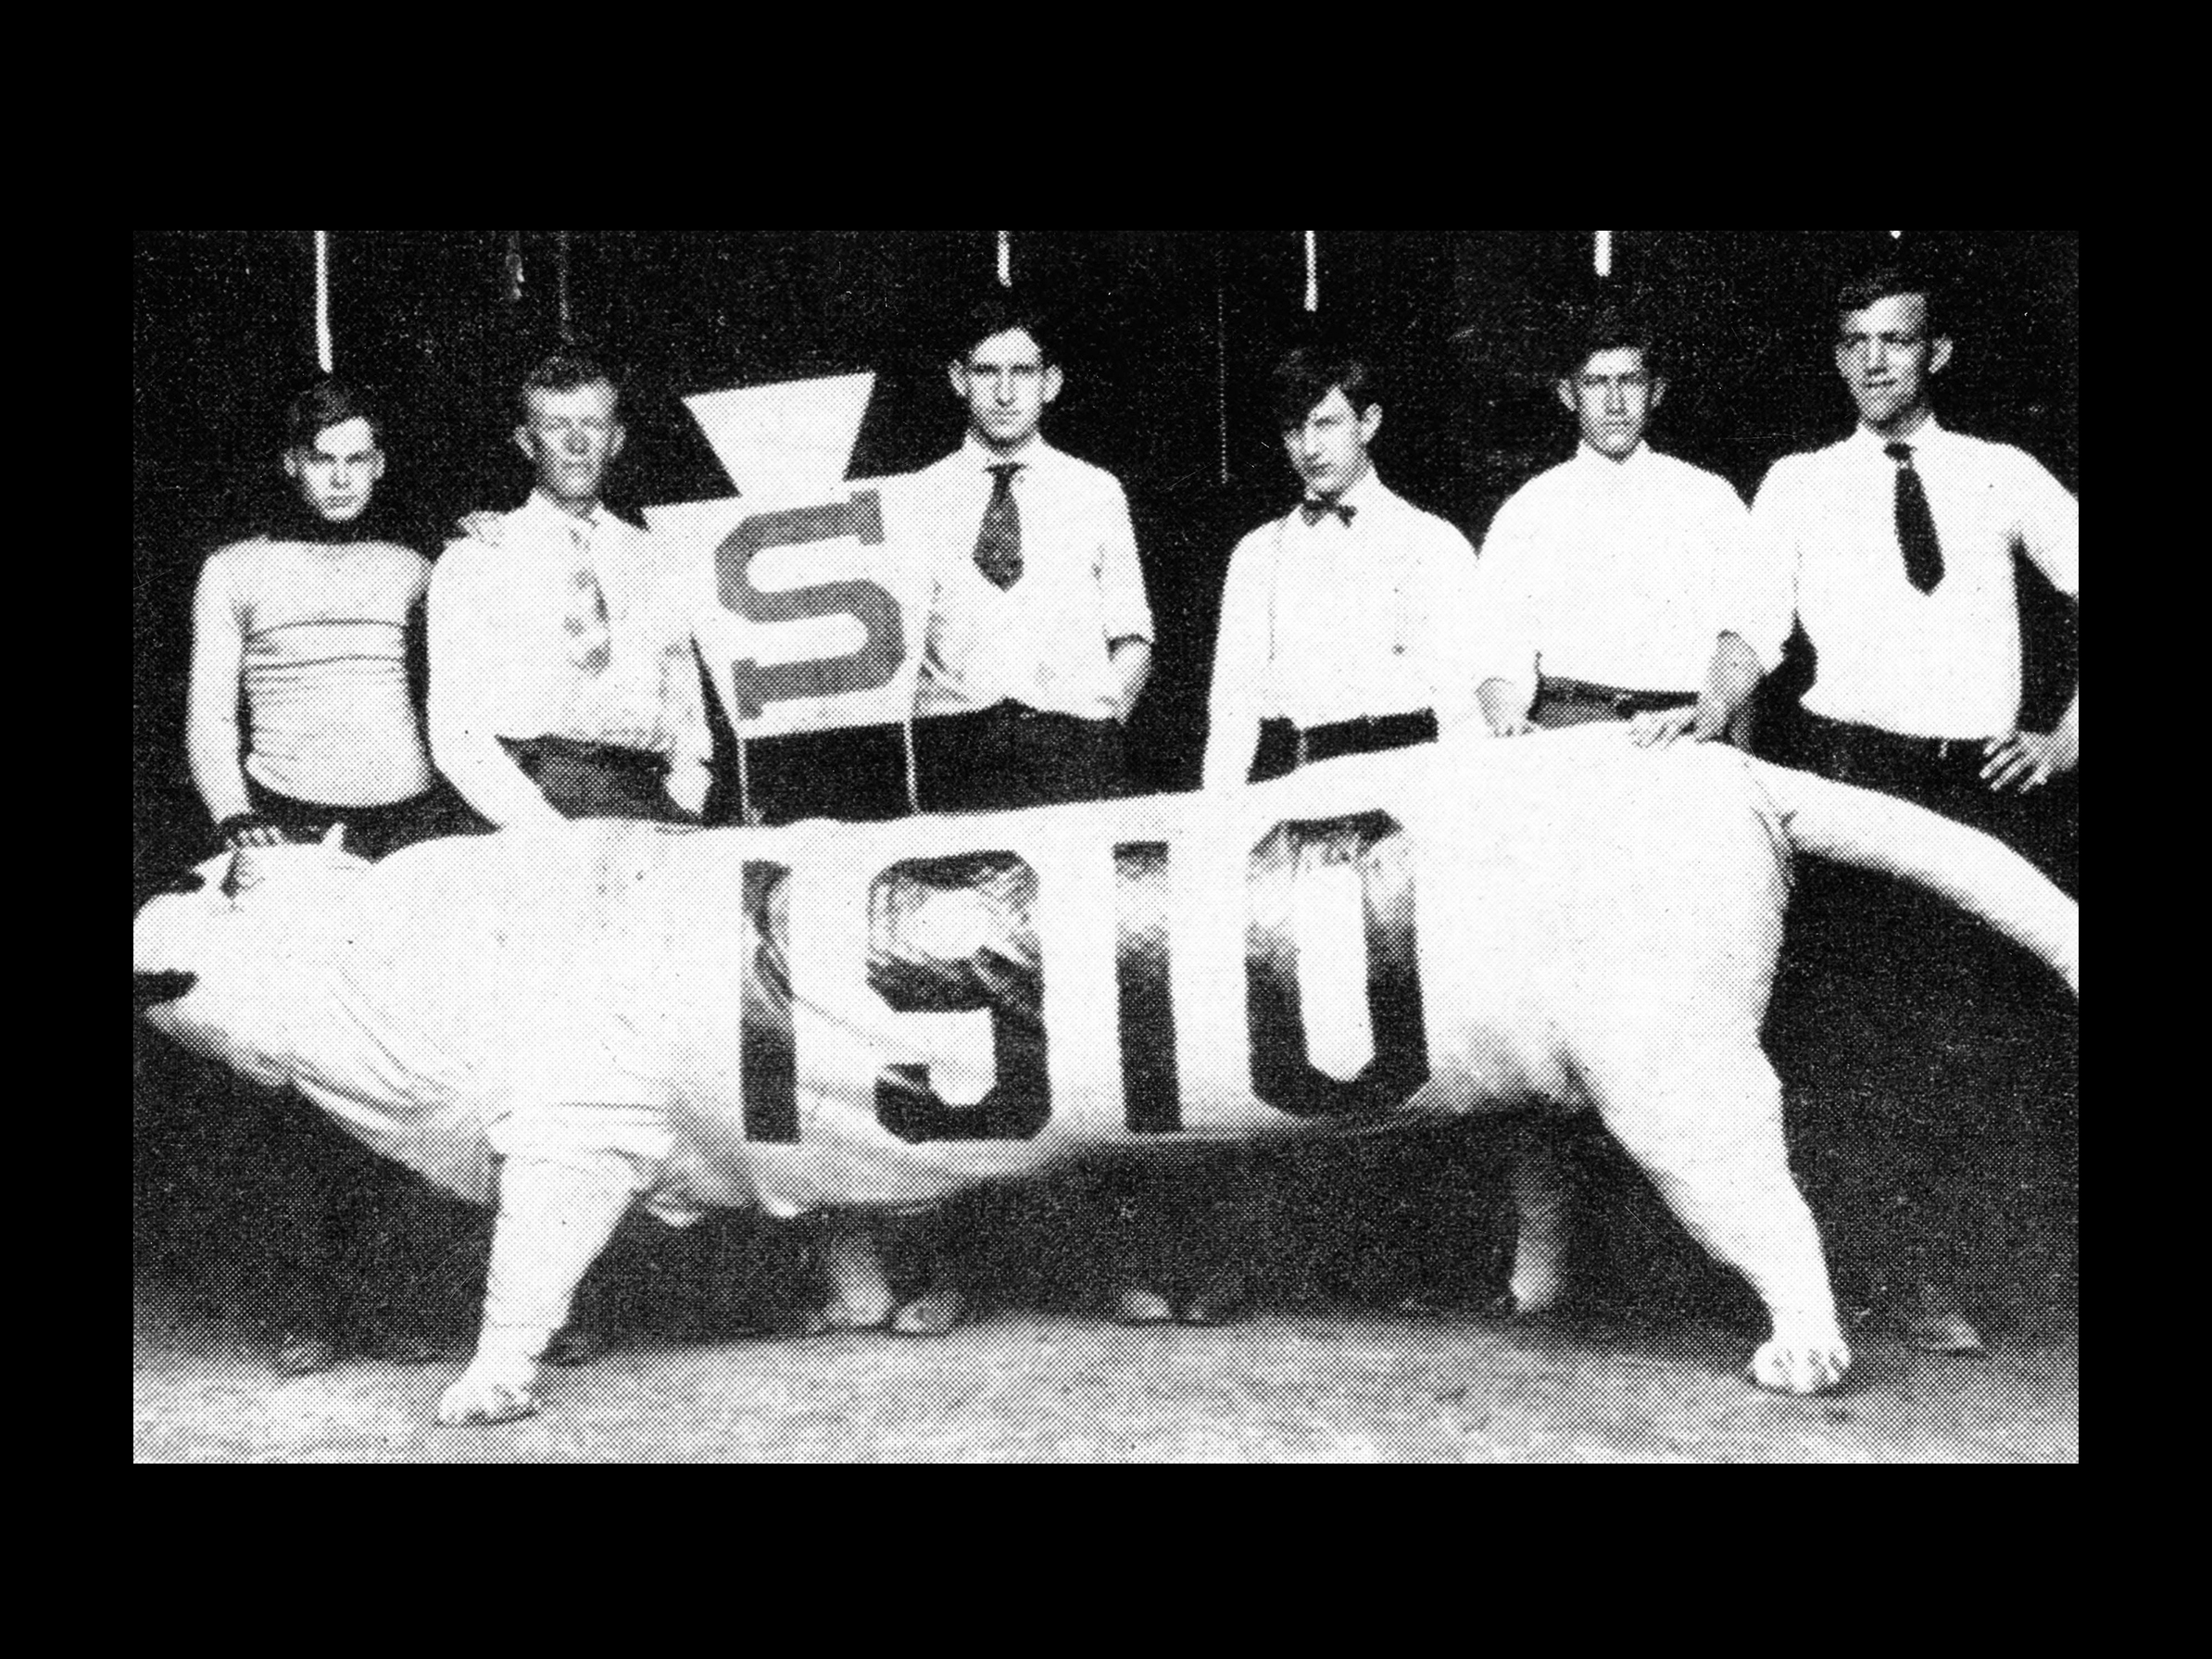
[1418,521,1486,732]
[427,537,569,831]
[1096,479,1154,646]
[2008,446,2079,598]
[1705,476,1792,675]
[1466,493,1546,720]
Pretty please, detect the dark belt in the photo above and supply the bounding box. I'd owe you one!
[934,700,1095,730]
[1804,711,1990,765]
[500,735,670,780]
[1290,709,1439,766]
[1535,677,1697,719]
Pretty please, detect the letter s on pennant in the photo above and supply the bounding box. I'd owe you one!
[715,490,904,720]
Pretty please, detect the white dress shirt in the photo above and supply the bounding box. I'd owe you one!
[428,490,710,828]
[1472,442,1785,716]
[1202,466,1482,790]
[911,434,1154,721]
[1752,417,2079,739]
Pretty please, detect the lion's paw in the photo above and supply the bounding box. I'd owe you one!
[1749,1333,1852,1395]
[436,1363,541,1426]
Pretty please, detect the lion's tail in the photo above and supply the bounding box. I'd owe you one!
[1750,759,2079,997]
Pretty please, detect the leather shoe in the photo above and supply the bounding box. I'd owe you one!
[1904,1284,1985,1353]
[1104,1284,1176,1326]
[890,1288,968,1338]
[1176,1276,1249,1326]
[274,1329,338,1376]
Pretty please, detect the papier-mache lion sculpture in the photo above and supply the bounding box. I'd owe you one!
[135,726,2079,1424]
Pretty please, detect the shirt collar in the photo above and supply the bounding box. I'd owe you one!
[1573,438,1653,472]
[522,488,613,539]
[961,431,1049,471]
[1852,409,1947,455]
[1324,462,1389,514]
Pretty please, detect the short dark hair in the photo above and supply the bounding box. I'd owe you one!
[1838,265,1945,337]
[950,290,1059,367]
[1271,345,1379,432]
[519,348,621,420]
[283,379,382,450]
[1559,302,1664,382]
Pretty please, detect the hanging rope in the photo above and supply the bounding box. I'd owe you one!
[1215,255,1230,485]
[313,232,333,374]
[1303,232,1318,312]
[556,231,573,341]
[997,231,1012,287]
[1594,231,1614,279]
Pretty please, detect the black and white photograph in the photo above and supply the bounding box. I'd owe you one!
[133,231,2078,1463]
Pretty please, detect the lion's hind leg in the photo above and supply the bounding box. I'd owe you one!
[1586,1038,1851,1395]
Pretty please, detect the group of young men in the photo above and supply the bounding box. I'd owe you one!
[176,265,2077,1373]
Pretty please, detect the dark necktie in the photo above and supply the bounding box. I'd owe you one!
[1885,442,1943,593]
[974,462,1024,588]
[1300,496,1355,527]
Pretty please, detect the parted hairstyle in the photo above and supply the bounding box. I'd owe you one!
[519,348,622,420]
[1560,302,1665,382]
[950,291,1060,367]
[1271,345,1379,431]
[1838,264,1945,336]
[283,379,383,450]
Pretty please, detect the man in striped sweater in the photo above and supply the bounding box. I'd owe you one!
[182,379,472,1376]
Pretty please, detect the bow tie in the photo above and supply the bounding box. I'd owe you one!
[1300,496,1355,526]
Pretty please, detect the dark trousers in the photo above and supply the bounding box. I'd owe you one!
[913,702,1125,813]
[245,776,480,861]
[500,736,696,824]
[1772,714,2079,1315]
[713,724,912,827]
[1249,710,1439,785]
[1529,677,1698,732]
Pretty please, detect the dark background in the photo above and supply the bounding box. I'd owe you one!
[134,230,2077,873]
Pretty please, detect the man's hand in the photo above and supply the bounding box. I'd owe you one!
[222,846,270,898]
[1478,678,1536,737]
[1629,705,1700,748]
[1107,637,1153,725]
[223,823,346,898]
[218,813,286,849]
[1630,693,1740,748]
[1982,726,2078,792]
